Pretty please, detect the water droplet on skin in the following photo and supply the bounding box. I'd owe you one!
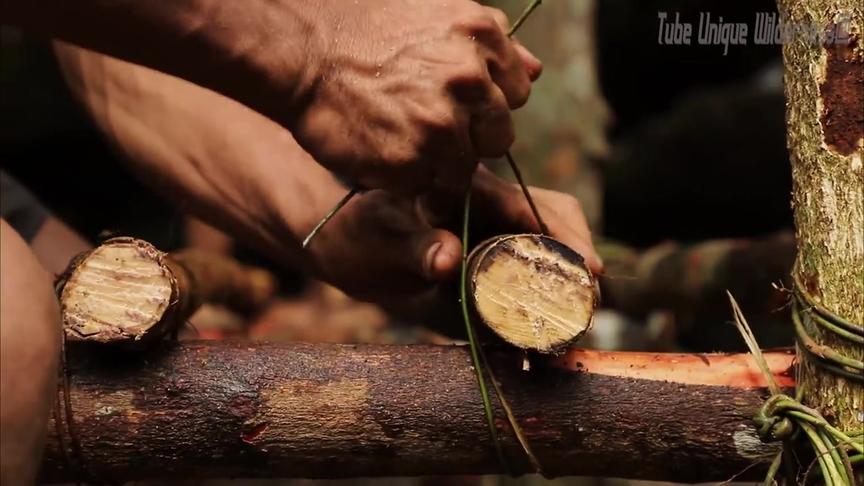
[375,71,381,77]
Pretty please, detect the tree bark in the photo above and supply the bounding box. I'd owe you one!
[42,342,793,483]
[777,0,863,430]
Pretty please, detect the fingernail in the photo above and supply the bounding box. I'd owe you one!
[592,255,605,274]
[424,242,443,278]
[434,246,459,277]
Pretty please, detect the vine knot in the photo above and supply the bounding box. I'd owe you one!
[754,394,797,442]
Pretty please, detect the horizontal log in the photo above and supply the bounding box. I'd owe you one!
[41,342,795,483]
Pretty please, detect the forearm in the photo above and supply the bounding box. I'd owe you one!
[5,0,315,125]
[54,42,340,270]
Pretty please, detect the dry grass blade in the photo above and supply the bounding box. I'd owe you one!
[478,346,544,475]
[727,291,781,395]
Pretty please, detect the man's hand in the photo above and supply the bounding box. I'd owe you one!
[6,0,540,196]
[471,167,603,272]
[308,168,601,304]
[290,0,542,195]
[56,43,591,322]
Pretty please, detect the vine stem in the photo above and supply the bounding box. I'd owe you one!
[301,188,358,249]
[728,292,862,486]
[507,0,542,36]
[477,344,544,474]
[459,189,509,472]
[505,151,549,235]
[461,1,547,473]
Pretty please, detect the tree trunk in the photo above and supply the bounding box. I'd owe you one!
[777,0,863,430]
[42,342,793,483]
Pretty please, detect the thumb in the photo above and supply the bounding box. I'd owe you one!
[409,229,463,281]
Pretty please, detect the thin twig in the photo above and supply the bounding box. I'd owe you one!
[471,1,546,473]
[503,0,549,237]
[301,188,358,249]
[477,345,544,475]
[507,0,543,37]
[459,189,509,471]
[505,152,549,235]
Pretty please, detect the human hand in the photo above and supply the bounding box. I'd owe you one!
[470,167,603,273]
[287,0,542,195]
[305,167,600,306]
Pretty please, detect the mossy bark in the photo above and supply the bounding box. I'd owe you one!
[777,0,863,430]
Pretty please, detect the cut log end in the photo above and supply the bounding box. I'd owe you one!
[59,238,176,344]
[468,234,598,353]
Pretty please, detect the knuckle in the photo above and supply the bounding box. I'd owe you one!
[382,142,418,169]
[508,81,531,109]
[449,61,487,85]
[456,12,500,37]
[485,7,510,30]
[497,126,515,152]
[444,63,490,99]
[420,107,457,134]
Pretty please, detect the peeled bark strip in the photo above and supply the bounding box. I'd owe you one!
[467,234,598,353]
[59,238,275,346]
[777,0,863,430]
[41,342,792,483]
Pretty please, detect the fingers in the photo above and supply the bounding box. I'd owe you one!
[513,41,542,81]
[443,6,539,164]
[367,5,542,193]
[410,228,462,281]
[469,85,515,158]
[479,5,542,80]
[442,56,513,162]
[470,168,604,273]
[357,191,462,281]
[472,7,533,109]
[550,208,603,274]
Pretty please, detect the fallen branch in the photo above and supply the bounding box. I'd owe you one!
[42,342,794,483]
[597,233,795,318]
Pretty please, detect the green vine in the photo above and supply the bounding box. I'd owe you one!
[457,0,547,475]
[459,190,508,471]
[727,292,863,486]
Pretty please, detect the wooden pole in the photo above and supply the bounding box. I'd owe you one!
[776,0,863,430]
[42,342,793,483]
